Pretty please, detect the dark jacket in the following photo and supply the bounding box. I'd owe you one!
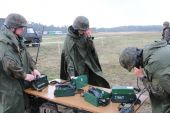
[60,26,110,88]
[0,25,36,113]
[143,41,170,113]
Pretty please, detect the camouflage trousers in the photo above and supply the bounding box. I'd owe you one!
[39,102,58,113]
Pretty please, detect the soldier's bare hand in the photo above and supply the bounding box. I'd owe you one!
[32,69,41,77]
[133,67,144,78]
[84,29,92,38]
[25,74,35,81]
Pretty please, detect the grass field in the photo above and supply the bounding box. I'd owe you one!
[27,32,161,113]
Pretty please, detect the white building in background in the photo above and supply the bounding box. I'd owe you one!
[43,31,63,35]
[43,31,48,35]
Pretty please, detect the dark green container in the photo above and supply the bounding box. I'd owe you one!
[84,87,111,107]
[31,74,49,91]
[111,86,137,103]
[72,75,88,89]
[54,84,76,97]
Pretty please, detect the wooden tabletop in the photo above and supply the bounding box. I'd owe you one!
[24,80,148,113]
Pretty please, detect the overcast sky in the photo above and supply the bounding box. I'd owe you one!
[1,0,170,28]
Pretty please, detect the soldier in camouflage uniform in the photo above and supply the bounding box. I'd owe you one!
[60,16,110,88]
[162,21,170,43]
[119,40,170,113]
[0,13,41,113]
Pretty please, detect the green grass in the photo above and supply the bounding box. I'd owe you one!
[28,32,160,85]
[27,32,158,113]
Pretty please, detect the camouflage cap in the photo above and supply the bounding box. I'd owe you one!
[119,47,140,72]
[4,13,27,28]
[72,16,89,30]
[163,21,169,27]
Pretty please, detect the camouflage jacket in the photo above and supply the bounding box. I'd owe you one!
[162,27,170,43]
[0,26,36,113]
[60,26,110,88]
[143,40,170,113]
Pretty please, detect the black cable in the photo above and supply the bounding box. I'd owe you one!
[128,88,147,110]
[134,78,142,94]
[137,78,141,90]
[119,75,147,112]
[119,88,147,113]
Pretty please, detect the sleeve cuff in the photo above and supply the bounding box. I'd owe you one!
[23,72,27,79]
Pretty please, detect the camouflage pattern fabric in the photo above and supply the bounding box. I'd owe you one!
[72,16,89,30]
[119,41,170,113]
[162,27,170,43]
[4,13,27,28]
[0,25,36,113]
[39,102,58,113]
[142,41,170,113]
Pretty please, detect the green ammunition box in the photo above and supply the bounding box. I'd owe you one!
[71,75,88,89]
[111,86,137,103]
[54,83,76,97]
[84,87,111,107]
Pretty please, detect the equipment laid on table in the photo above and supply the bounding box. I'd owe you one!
[54,75,87,97]
[31,74,49,91]
[118,103,134,113]
[112,86,142,113]
[83,86,111,107]
[54,82,76,97]
[111,86,137,103]
[71,75,88,89]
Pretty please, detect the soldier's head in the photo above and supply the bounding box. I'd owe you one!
[72,16,89,35]
[119,47,143,72]
[163,21,169,28]
[4,13,27,36]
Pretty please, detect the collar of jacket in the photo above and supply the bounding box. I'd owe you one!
[67,26,79,39]
[67,26,94,41]
[0,26,20,53]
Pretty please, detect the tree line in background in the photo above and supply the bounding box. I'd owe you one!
[96,25,162,32]
[0,18,163,33]
[31,22,162,33]
[30,22,68,33]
